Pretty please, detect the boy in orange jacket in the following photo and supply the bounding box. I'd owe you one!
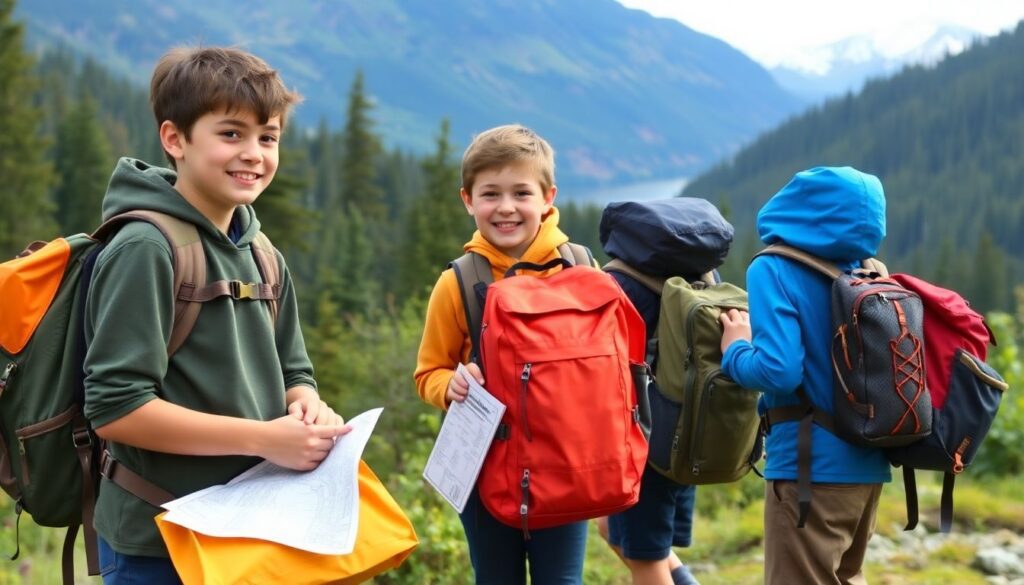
[414,124,589,584]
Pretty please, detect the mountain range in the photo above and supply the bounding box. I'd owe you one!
[770,24,984,101]
[683,22,1024,311]
[14,0,803,189]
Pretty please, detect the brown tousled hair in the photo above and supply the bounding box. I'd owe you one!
[150,47,302,166]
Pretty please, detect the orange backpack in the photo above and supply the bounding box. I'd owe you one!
[451,247,649,534]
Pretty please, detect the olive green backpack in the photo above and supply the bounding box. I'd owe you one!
[0,210,281,584]
[605,260,762,485]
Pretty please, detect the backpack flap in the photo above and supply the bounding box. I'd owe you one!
[599,198,734,277]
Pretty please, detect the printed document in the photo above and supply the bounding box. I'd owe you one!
[160,407,383,555]
[423,364,506,513]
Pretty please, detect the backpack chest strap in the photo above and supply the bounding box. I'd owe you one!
[178,280,281,302]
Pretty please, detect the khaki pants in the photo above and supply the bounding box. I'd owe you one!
[764,480,882,585]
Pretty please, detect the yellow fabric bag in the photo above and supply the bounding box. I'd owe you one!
[156,460,418,585]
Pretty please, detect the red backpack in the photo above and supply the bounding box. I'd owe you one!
[886,273,1007,532]
[450,247,649,534]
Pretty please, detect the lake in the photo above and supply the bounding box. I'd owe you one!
[563,176,689,206]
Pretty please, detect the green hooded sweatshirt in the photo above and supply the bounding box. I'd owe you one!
[83,158,317,557]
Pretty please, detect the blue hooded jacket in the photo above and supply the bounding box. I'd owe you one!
[721,167,891,483]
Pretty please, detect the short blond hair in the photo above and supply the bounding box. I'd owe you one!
[461,124,555,194]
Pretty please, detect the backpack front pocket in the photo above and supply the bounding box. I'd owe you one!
[888,349,1007,472]
[15,406,89,526]
[688,372,760,482]
[513,343,622,470]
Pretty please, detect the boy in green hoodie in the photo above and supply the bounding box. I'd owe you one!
[83,47,350,583]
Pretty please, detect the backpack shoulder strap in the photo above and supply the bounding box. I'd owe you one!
[603,258,666,295]
[250,231,282,326]
[92,210,205,357]
[451,242,592,363]
[862,257,889,278]
[557,242,594,267]
[449,252,493,363]
[754,244,842,280]
[698,271,718,286]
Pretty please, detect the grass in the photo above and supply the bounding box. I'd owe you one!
[1,472,1022,583]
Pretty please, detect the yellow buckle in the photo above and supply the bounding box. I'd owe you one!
[230,281,256,300]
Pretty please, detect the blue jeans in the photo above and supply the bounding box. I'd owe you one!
[98,537,181,585]
[459,488,588,584]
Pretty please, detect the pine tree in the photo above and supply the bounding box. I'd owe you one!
[340,71,384,222]
[53,94,113,234]
[399,119,466,298]
[972,232,1009,314]
[334,204,377,315]
[252,146,314,256]
[0,0,56,257]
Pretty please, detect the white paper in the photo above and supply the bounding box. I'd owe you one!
[423,364,506,513]
[160,407,382,555]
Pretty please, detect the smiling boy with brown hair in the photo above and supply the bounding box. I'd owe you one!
[84,47,350,583]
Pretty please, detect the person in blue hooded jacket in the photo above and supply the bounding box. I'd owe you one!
[719,167,891,585]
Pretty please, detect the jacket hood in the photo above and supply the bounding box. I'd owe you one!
[757,166,885,262]
[463,207,569,274]
[101,157,261,246]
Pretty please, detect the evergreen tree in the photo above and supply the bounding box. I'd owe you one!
[53,94,113,234]
[399,119,466,298]
[0,0,56,257]
[972,232,1009,314]
[252,146,314,256]
[334,204,377,315]
[309,119,342,317]
[340,70,384,222]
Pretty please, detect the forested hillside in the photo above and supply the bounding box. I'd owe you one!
[13,0,803,188]
[685,22,1024,314]
[4,1,1024,582]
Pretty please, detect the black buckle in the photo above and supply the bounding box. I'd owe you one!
[230,281,256,300]
[99,451,115,478]
[495,424,510,441]
[71,428,92,449]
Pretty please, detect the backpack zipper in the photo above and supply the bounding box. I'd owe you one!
[689,371,720,476]
[14,407,78,487]
[850,287,917,360]
[0,363,16,398]
[520,468,531,539]
[682,300,745,473]
[520,363,533,441]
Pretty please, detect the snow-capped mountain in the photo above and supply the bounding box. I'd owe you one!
[771,24,983,101]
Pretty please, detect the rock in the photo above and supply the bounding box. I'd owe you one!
[975,548,1024,577]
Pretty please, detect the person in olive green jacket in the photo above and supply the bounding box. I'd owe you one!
[83,47,350,584]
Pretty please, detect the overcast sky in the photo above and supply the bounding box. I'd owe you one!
[616,0,1024,68]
